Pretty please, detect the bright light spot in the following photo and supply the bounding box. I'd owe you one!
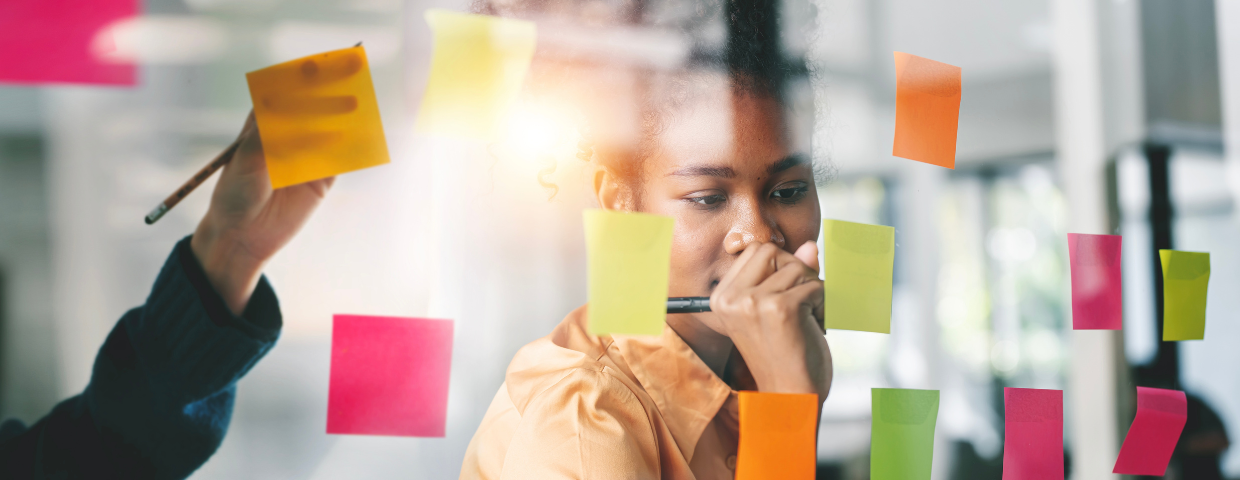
[93,16,227,65]
[937,295,967,327]
[987,227,1037,263]
[991,340,1021,375]
[497,101,577,163]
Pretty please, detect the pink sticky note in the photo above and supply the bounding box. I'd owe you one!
[328,315,454,437]
[1003,388,1064,480]
[1068,233,1123,330]
[1113,387,1187,475]
[0,0,136,85]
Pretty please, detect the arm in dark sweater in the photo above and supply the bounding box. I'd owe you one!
[0,236,283,479]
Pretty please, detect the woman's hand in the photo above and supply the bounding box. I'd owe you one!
[709,241,832,398]
[191,112,335,315]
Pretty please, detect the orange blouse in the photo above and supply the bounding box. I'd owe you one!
[460,306,741,479]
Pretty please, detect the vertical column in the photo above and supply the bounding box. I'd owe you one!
[1051,0,1127,478]
[1219,0,1240,220]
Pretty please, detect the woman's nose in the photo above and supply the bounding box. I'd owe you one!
[723,202,785,254]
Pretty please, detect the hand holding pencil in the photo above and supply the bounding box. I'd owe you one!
[177,112,335,314]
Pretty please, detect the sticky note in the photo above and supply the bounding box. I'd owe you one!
[1068,233,1123,330]
[0,0,136,85]
[1113,387,1187,475]
[1159,250,1209,340]
[246,45,390,189]
[871,388,939,480]
[583,209,674,335]
[415,10,536,141]
[892,52,961,169]
[1003,388,1063,480]
[327,315,454,437]
[822,219,895,333]
[737,391,818,480]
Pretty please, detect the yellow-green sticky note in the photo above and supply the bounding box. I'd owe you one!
[871,388,939,480]
[822,219,895,333]
[583,209,674,336]
[415,10,536,141]
[1160,249,1210,341]
[247,45,390,189]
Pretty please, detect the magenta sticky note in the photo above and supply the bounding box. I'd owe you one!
[1067,233,1123,330]
[0,0,136,85]
[327,315,454,437]
[1003,388,1063,480]
[1113,387,1187,475]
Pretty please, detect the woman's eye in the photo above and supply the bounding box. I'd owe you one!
[688,194,726,207]
[771,186,808,203]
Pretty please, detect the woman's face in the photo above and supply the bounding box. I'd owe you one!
[627,89,821,334]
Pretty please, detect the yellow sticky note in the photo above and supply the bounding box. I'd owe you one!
[246,46,390,189]
[822,219,895,333]
[583,209,674,336]
[1160,249,1209,341]
[415,10,536,141]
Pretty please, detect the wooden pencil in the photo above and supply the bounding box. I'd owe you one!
[144,139,242,225]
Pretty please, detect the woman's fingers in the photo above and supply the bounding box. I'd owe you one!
[781,279,825,313]
[793,240,819,272]
[726,243,782,290]
[755,260,812,294]
[713,242,759,293]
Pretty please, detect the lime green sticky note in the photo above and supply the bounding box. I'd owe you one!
[415,10,536,141]
[1160,249,1210,341]
[583,209,674,336]
[822,219,895,333]
[871,388,939,480]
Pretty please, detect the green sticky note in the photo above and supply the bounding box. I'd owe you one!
[871,388,939,480]
[583,209,674,336]
[415,10,536,141]
[822,219,895,333]
[1160,249,1210,341]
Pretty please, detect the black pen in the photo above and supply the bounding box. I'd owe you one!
[667,297,710,313]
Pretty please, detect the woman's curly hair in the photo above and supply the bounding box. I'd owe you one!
[473,0,827,198]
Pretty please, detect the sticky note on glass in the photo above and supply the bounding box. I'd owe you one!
[1159,250,1209,340]
[822,219,895,333]
[246,45,390,189]
[1003,388,1063,480]
[1113,387,1187,475]
[0,0,136,85]
[736,391,817,480]
[893,52,961,169]
[1068,233,1123,330]
[327,315,454,437]
[583,209,673,336]
[871,388,939,480]
[415,10,536,141]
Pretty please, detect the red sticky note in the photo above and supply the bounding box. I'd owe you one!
[0,0,136,85]
[737,391,818,480]
[1068,233,1123,330]
[327,315,454,437]
[893,52,961,169]
[1003,388,1063,480]
[1113,387,1187,475]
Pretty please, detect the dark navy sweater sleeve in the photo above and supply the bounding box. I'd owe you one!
[0,236,282,479]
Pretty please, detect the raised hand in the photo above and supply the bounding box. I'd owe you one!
[708,241,832,398]
[191,112,335,314]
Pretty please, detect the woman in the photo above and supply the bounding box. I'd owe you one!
[462,0,831,478]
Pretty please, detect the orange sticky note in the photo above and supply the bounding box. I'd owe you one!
[893,52,961,169]
[737,391,818,480]
[247,45,390,189]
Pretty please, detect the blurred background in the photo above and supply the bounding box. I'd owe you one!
[0,0,1238,478]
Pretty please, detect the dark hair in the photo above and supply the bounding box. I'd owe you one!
[474,0,820,197]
